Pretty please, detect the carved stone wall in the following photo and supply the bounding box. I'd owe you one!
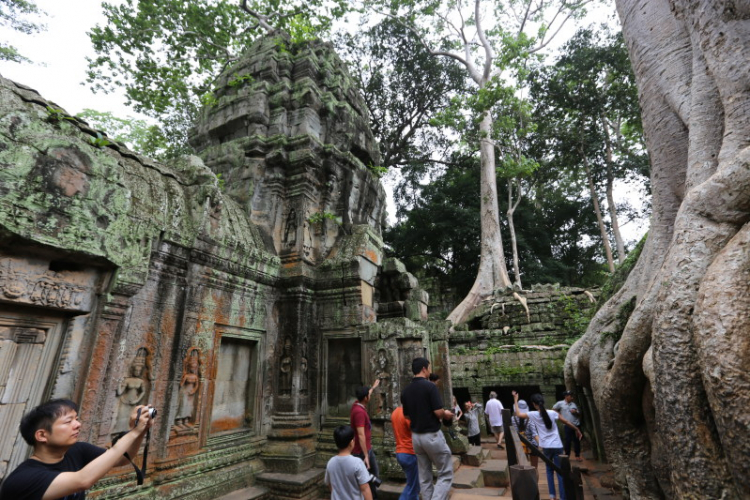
[0,33,434,499]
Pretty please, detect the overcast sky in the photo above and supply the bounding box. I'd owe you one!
[0,0,139,119]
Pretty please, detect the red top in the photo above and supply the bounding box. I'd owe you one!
[391,406,414,455]
[350,402,371,455]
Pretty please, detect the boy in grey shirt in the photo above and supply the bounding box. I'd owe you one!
[325,425,373,500]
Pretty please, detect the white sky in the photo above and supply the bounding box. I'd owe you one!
[0,0,140,119]
[0,0,647,244]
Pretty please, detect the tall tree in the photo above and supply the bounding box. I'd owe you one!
[531,28,648,272]
[337,19,467,174]
[0,0,45,63]
[364,0,591,324]
[567,1,750,497]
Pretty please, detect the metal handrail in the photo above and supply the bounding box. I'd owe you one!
[502,408,585,500]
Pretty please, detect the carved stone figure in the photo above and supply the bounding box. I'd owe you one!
[299,356,308,396]
[175,348,201,430]
[284,208,298,247]
[113,348,149,434]
[375,348,391,413]
[279,337,293,396]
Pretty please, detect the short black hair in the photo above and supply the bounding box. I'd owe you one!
[333,425,355,450]
[20,399,78,446]
[412,357,430,375]
[355,386,370,401]
[429,373,440,382]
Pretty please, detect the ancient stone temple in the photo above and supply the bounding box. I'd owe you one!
[0,35,441,499]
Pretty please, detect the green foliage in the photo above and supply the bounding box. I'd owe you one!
[227,73,254,87]
[76,109,177,160]
[215,173,225,191]
[200,91,219,108]
[0,0,45,63]
[366,163,388,178]
[46,106,76,124]
[89,132,112,148]
[529,28,650,265]
[308,211,341,225]
[337,17,466,172]
[556,294,593,339]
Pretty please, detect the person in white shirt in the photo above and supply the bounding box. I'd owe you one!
[484,391,504,449]
[513,391,581,500]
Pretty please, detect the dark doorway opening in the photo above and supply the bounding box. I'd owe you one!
[452,387,471,414]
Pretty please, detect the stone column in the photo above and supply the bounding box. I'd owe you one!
[261,285,316,474]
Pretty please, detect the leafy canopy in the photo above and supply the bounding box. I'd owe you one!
[76,109,175,160]
[0,0,46,63]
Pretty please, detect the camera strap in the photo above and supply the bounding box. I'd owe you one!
[112,424,152,485]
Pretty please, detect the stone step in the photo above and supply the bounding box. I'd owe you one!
[462,445,492,467]
[377,482,405,500]
[480,459,510,488]
[453,467,485,489]
[452,455,462,472]
[450,487,508,499]
[213,485,269,500]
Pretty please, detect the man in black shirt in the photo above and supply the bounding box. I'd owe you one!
[401,358,454,500]
[0,399,153,500]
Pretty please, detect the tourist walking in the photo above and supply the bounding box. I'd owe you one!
[351,379,381,499]
[513,391,582,500]
[391,405,420,500]
[484,391,504,448]
[553,390,583,461]
[401,357,454,500]
[463,400,483,446]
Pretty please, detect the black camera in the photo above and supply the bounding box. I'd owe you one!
[368,474,382,488]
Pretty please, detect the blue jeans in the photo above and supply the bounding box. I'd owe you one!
[395,453,420,500]
[543,447,566,500]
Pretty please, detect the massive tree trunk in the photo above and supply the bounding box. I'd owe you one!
[566,1,750,498]
[447,113,512,324]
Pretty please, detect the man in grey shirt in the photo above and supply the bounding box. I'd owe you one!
[553,390,582,461]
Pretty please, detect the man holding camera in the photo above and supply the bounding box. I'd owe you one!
[401,357,454,500]
[0,398,154,500]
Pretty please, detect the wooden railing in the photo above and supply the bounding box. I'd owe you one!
[502,408,585,500]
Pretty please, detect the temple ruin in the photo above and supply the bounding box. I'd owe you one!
[0,34,595,498]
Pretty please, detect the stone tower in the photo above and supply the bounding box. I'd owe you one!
[0,34,440,499]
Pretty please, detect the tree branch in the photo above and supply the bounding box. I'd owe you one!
[240,0,276,34]
[474,0,494,82]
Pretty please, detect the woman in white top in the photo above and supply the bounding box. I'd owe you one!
[513,391,582,500]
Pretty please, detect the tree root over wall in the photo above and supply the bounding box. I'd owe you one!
[566,1,750,499]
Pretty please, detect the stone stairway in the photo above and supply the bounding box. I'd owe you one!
[377,441,621,500]
[223,443,620,499]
